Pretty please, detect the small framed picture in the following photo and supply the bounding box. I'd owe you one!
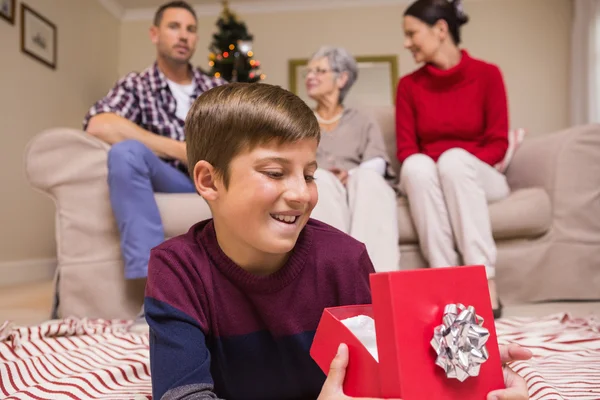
[288,55,399,107]
[0,0,16,24]
[20,3,57,70]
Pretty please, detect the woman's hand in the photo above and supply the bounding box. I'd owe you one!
[329,168,349,186]
[487,344,533,400]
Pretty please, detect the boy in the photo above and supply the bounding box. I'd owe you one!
[145,83,531,400]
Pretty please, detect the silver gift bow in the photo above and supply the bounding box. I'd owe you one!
[430,303,490,382]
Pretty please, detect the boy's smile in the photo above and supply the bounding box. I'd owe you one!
[271,211,301,225]
[207,138,319,275]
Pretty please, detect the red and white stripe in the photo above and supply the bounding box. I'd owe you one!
[1,314,599,399]
[0,318,151,399]
[496,313,600,399]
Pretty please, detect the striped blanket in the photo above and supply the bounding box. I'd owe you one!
[496,313,600,399]
[0,319,150,399]
[1,314,599,399]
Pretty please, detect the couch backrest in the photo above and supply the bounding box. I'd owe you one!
[366,105,401,178]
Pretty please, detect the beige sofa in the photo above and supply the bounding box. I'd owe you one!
[25,106,600,320]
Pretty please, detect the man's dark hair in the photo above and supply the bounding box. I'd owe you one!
[154,1,197,26]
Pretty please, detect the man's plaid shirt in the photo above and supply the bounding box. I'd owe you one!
[83,63,227,171]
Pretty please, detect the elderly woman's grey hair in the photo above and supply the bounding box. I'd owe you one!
[310,46,358,104]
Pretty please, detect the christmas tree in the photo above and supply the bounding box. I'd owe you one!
[208,1,265,83]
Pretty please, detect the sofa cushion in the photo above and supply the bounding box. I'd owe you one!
[157,188,551,247]
[368,106,401,179]
[156,193,212,239]
[494,128,526,173]
[397,187,552,244]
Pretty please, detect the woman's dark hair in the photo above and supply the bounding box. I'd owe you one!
[404,0,469,44]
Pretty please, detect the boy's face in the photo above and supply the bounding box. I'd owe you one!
[211,138,319,265]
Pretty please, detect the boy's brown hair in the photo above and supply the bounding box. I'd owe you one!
[185,83,321,187]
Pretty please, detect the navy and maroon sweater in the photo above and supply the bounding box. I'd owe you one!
[145,218,374,400]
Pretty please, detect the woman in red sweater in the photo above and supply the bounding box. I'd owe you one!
[396,0,509,317]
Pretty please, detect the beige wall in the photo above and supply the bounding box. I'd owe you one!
[0,0,120,263]
[0,0,572,265]
[119,0,572,137]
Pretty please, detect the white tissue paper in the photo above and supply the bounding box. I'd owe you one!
[341,315,379,362]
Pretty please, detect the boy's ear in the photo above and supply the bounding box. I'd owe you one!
[193,160,221,201]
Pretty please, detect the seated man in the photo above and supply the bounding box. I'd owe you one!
[145,82,532,400]
[83,1,226,281]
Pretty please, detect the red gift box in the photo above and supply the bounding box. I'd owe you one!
[310,265,505,399]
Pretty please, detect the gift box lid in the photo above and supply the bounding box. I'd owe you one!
[310,304,382,398]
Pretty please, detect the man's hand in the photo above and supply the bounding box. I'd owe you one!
[86,113,187,163]
[86,114,127,144]
[329,168,349,186]
[317,343,402,400]
[487,344,533,400]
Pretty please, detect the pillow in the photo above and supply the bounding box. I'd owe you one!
[495,128,526,173]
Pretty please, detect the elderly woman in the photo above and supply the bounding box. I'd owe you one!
[306,46,400,273]
[396,0,510,318]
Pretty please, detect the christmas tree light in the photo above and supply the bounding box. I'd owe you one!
[207,1,264,83]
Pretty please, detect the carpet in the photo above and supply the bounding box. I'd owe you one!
[1,313,599,399]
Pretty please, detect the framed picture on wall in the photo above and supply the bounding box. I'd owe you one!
[20,3,57,70]
[288,55,399,108]
[0,0,16,25]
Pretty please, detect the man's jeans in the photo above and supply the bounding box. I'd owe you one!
[107,140,195,279]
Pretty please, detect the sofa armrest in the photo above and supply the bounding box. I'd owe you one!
[506,124,600,241]
[24,128,120,263]
[25,128,109,190]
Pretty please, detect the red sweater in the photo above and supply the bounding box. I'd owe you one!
[395,50,509,166]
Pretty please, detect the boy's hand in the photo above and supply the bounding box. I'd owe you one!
[317,343,402,400]
[499,343,533,363]
[487,343,533,400]
[318,343,531,400]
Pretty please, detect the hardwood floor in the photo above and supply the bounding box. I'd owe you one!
[0,280,54,326]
